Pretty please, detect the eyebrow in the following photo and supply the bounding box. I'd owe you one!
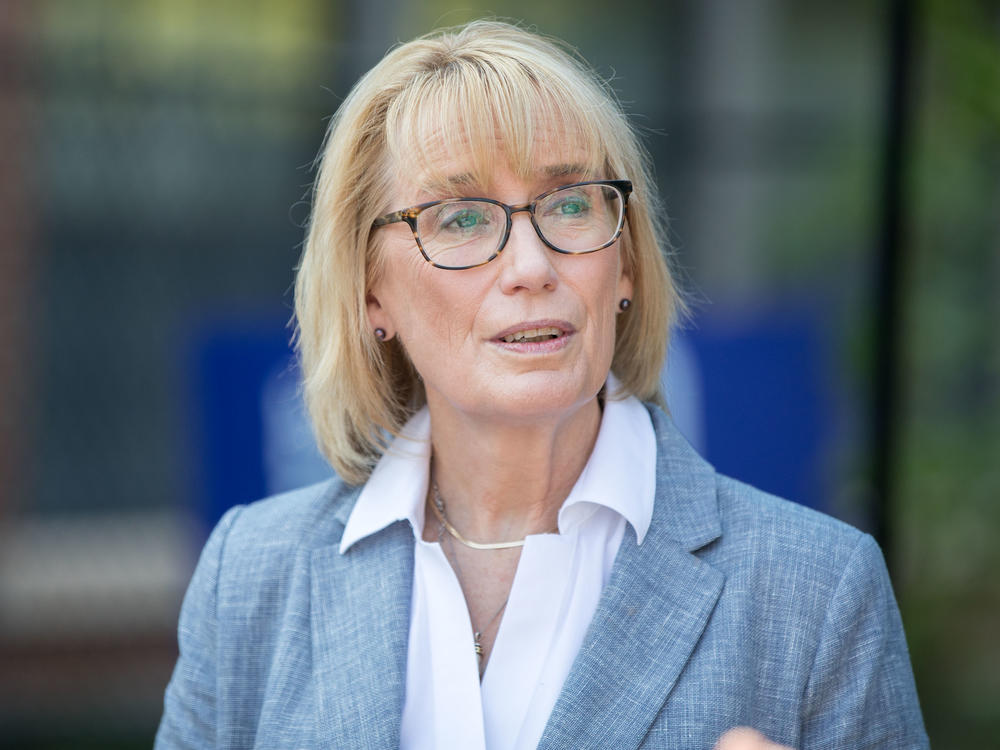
[543,162,589,178]
[422,163,592,197]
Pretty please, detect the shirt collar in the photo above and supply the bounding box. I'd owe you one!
[557,375,656,544]
[339,374,657,553]
[339,408,431,554]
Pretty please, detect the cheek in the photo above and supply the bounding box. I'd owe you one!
[376,245,434,331]
[387,265,485,351]
[593,254,628,307]
[589,257,628,347]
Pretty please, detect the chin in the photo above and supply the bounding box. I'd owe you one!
[475,372,603,424]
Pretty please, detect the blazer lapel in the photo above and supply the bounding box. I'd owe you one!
[539,407,725,750]
[311,520,414,748]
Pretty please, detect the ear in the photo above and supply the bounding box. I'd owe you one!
[616,264,634,310]
[366,289,395,341]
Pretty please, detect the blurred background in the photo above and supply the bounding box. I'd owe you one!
[0,0,997,746]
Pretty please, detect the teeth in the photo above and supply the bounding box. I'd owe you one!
[501,326,562,343]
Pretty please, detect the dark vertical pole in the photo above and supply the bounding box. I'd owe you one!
[0,0,36,518]
[873,0,916,567]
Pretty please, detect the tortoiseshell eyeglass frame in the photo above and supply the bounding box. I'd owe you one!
[371,179,633,270]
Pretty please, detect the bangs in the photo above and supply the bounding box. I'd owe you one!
[384,55,615,195]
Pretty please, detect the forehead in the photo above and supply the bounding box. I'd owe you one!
[388,123,603,202]
[383,68,611,195]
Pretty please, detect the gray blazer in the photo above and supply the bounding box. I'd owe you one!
[156,405,928,749]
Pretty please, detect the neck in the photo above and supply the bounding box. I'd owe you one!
[425,395,602,544]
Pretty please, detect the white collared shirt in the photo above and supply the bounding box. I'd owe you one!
[340,377,657,750]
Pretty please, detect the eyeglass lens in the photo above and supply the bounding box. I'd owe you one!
[416,183,624,269]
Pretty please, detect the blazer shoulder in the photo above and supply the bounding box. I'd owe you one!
[215,477,361,570]
[709,473,880,610]
[715,474,865,553]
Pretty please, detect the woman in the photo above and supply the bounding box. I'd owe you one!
[156,21,928,749]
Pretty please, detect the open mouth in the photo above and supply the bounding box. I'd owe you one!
[500,326,563,344]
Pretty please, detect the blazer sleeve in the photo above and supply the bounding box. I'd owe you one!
[155,505,244,750]
[800,533,929,749]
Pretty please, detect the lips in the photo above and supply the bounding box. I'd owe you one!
[501,326,562,344]
[493,320,574,347]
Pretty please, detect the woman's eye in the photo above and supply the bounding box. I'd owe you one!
[548,195,591,217]
[443,209,487,230]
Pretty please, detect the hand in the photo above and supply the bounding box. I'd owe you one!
[713,727,795,750]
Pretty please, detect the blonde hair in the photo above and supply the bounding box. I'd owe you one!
[294,20,683,485]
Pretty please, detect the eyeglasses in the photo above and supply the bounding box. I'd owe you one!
[372,179,632,270]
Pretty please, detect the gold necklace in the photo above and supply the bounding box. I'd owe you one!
[431,480,558,673]
[430,481,534,550]
[436,526,510,672]
[472,597,509,664]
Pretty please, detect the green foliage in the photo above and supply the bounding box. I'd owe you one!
[898,0,1000,743]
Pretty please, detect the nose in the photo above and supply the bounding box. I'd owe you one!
[497,211,558,294]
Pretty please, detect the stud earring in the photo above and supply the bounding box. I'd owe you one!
[374,328,387,340]
[618,298,631,311]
